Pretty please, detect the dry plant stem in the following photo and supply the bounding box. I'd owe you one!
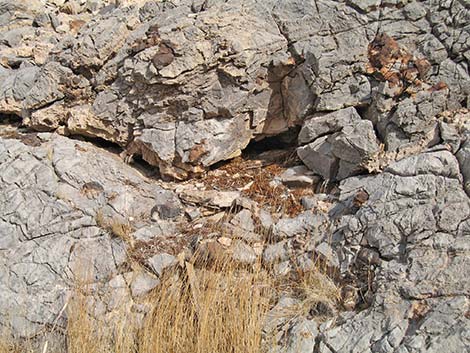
[140,255,271,353]
[1,251,339,353]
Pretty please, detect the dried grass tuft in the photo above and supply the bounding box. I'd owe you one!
[0,251,340,353]
[0,339,22,353]
[139,257,272,353]
[95,210,134,245]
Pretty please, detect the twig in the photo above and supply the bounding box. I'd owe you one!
[42,294,70,353]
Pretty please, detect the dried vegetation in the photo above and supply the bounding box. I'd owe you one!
[0,252,340,353]
[202,151,313,216]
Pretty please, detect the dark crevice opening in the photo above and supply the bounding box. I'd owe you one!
[355,103,388,146]
[461,98,468,108]
[0,120,161,181]
[68,134,123,154]
[244,127,300,155]
[0,114,43,146]
[68,133,162,180]
[129,154,161,180]
[2,58,25,69]
[243,127,301,167]
[355,105,369,120]
[208,127,301,171]
[0,113,22,125]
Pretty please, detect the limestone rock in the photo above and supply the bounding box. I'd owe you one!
[317,151,470,352]
[278,165,320,188]
[457,132,470,196]
[0,66,39,114]
[298,107,362,146]
[273,211,326,240]
[151,194,183,220]
[263,240,289,265]
[0,133,179,338]
[230,209,255,233]
[147,253,178,277]
[231,240,257,265]
[297,108,380,181]
[129,272,159,297]
[1,0,469,179]
[0,1,469,351]
[29,103,67,132]
[269,318,318,353]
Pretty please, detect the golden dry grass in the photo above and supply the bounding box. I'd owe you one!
[1,253,339,353]
[286,270,341,320]
[63,256,273,353]
[139,259,272,353]
[0,332,34,353]
[65,265,138,353]
[95,210,134,245]
[0,340,19,353]
[66,289,137,353]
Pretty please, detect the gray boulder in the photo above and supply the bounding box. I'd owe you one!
[0,66,39,114]
[297,108,380,181]
[147,253,178,277]
[129,272,159,298]
[273,211,326,240]
[231,240,257,265]
[457,129,470,196]
[278,165,320,188]
[263,240,289,265]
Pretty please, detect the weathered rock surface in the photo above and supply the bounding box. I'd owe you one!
[315,150,470,353]
[455,110,470,196]
[277,165,320,188]
[0,132,180,338]
[0,0,469,352]
[1,0,468,179]
[297,107,380,181]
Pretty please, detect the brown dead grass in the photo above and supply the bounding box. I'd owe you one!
[129,234,188,265]
[139,259,272,353]
[0,330,34,353]
[66,278,137,353]
[66,288,105,353]
[283,270,341,320]
[202,156,312,217]
[0,251,340,353]
[242,164,309,216]
[0,340,22,353]
[64,255,274,353]
[95,210,134,245]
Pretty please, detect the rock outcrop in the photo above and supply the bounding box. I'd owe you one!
[297,107,380,181]
[0,132,180,341]
[316,150,470,352]
[1,0,468,179]
[0,0,469,352]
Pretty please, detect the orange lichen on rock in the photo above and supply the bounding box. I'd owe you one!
[366,33,442,96]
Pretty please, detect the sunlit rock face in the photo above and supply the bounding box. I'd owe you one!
[0,1,469,352]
